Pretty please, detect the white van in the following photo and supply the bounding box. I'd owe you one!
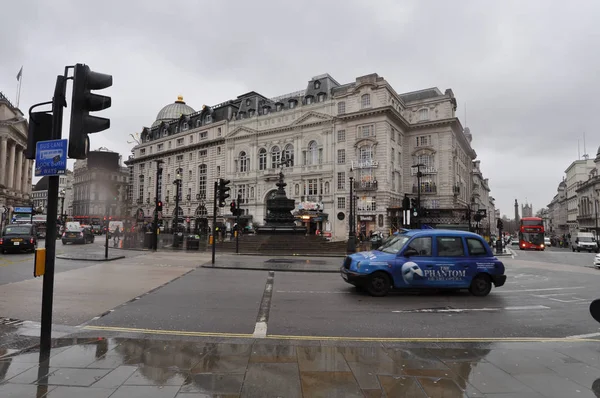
[572,232,599,253]
[107,221,124,238]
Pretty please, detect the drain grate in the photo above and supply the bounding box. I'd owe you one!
[0,317,25,327]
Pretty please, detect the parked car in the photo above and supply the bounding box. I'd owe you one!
[62,226,95,245]
[340,229,506,297]
[0,224,37,254]
[594,253,600,268]
[544,237,551,247]
[91,224,103,235]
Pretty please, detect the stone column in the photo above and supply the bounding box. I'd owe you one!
[14,148,23,192]
[7,140,16,189]
[22,160,30,195]
[0,137,6,187]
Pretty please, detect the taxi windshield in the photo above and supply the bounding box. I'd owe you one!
[3,226,31,235]
[379,235,411,254]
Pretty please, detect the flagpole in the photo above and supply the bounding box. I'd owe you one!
[16,67,23,108]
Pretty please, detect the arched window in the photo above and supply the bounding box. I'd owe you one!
[162,128,168,137]
[415,153,434,168]
[308,141,318,165]
[182,122,188,131]
[284,144,294,166]
[289,100,297,109]
[198,164,207,199]
[305,96,314,105]
[205,114,212,124]
[276,103,282,111]
[314,80,321,89]
[317,93,325,102]
[259,148,267,170]
[196,119,201,128]
[173,207,184,217]
[361,94,371,108]
[270,146,281,169]
[239,151,248,172]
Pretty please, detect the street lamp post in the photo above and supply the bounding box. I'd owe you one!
[412,163,425,229]
[58,189,65,224]
[347,168,356,254]
[153,160,163,251]
[173,169,182,248]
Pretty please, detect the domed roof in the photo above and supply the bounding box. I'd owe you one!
[152,96,195,128]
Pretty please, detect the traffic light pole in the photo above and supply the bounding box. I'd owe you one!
[211,181,218,264]
[104,205,110,259]
[153,161,163,251]
[40,73,67,355]
[173,180,180,248]
[236,194,241,254]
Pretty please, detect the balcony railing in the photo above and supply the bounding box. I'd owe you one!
[354,181,378,191]
[412,185,437,194]
[411,167,437,175]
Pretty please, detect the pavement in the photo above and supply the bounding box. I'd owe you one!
[1,333,600,397]
[202,254,345,272]
[56,253,125,261]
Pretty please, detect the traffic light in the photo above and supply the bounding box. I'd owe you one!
[402,195,410,210]
[157,201,163,212]
[68,63,113,159]
[497,218,504,230]
[111,184,120,201]
[218,179,231,207]
[25,112,53,159]
[410,198,417,211]
[230,200,237,215]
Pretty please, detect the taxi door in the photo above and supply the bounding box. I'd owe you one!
[431,236,471,288]
[393,236,435,288]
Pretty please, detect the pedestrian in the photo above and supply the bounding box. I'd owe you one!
[113,226,121,246]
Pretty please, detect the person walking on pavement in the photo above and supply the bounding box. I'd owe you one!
[113,226,121,246]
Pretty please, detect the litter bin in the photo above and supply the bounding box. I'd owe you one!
[144,232,153,249]
[185,235,200,250]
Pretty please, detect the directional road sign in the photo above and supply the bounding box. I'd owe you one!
[35,139,68,177]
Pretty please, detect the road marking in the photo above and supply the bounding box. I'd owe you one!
[498,287,586,293]
[567,331,600,339]
[80,325,600,343]
[532,293,579,297]
[253,271,274,338]
[276,290,351,294]
[392,305,549,314]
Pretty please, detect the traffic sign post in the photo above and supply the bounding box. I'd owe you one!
[34,139,68,177]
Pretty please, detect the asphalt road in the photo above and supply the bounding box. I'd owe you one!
[88,250,600,339]
[0,236,141,285]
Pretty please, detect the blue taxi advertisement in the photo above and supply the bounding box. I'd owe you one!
[340,230,506,297]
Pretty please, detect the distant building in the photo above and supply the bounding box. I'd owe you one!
[72,149,128,221]
[575,146,600,237]
[0,92,33,219]
[522,203,533,218]
[30,171,73,216]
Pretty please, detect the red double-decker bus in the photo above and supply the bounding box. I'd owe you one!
[518,217,545,250]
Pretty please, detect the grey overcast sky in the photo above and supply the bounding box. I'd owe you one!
[1,0,598,217]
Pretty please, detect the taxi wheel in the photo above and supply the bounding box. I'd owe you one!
[366,272,391,297]
[469,274,492,297]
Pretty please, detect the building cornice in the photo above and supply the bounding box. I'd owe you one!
[125,138,226,165]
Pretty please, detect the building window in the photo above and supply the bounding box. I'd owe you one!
[308,179,318,195]
[415,153,434,168]
[140,149,146,155]
[198,164,207,199]
[259,148,267,170]
[307,141,318,165]
[177,138,184,146]
[199,149,207,157]
[196,120,201,128]
[168,141,172,149]
[314,81,320,89]
[176,155,183,162]
[217,147,221,155]
[359,145,373,163]
[270,146,281,169]
[337,130,346,142]
[391,149,395,162]
[419,108,429,121]
[182,122,188,131]
[276,104,282,111]
[361,94,371,108]
[416,135,432,147]
[217,166,221,176]
[189,153,193,161]
[246,99,251,106]
[284,144,294,165]
[305,96,313,105]
[391,128,395,142]
[337,172,345,190]
[360,125,373,138]
[337,101,345,115]
[337,197,346,209]
[217,127,222,136]
[138,175,144,201]
[248,109,255,117]
[357,196,377,211]
[157,144,163,151]
[238,151,248,172]
[205,114,212,124]
[189,135,194,144]
[263,107,270,115]
[317,93,325,102]
[337,149,345,164]
[289,100,297,109]
[200,131,208,139]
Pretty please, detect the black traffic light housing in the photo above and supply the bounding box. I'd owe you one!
[111,184,120,202]
[402,195,410,210]
[157,201,163,212]
[68,63,112,159]
[25,112,53,160]
[410,198,417,211]
[497,218,504,230]
[230,200,237,215]
[218,179,231,207]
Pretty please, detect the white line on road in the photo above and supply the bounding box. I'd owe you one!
[498,287,586,293]
[392,305,549,313]
[531,293,580,297]
[566,331,600,339]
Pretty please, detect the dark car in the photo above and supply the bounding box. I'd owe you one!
[0,224,37,254]
[62,227,95,245]
[91,224,103,235]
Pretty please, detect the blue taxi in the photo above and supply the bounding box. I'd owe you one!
[341,229,506,297]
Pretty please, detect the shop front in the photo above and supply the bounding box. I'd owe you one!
[357,214,376,240]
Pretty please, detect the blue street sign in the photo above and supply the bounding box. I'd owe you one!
[35,139,68,177]
[14,207,32,213]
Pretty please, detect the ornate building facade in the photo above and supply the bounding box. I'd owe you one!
[0,92,33,218]
[127,73,497,241]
